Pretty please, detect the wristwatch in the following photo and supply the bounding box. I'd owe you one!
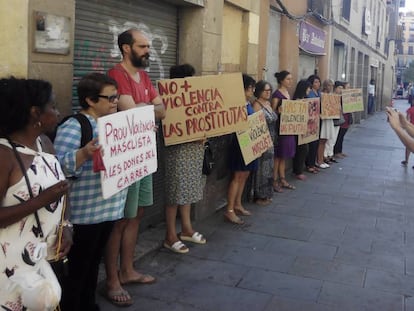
[61,219,74,230]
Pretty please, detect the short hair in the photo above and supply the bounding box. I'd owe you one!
[307,74,321,85]
[77,73,118,109]
[254,80,272,98]
[334,80,343,89]
[242,74,256,90]
[274,70,290,84]
[0,77,52,136]
[117,29,136,55]
[293,79,312,100]
[169,64,195,79]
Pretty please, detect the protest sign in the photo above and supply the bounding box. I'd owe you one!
[342,88,364,113]
[298,98,320,145]
[279,99,309,135]
[320,92,341,119]
[97,105,157,199]
[236,110,273,165]
[158,73,248,146]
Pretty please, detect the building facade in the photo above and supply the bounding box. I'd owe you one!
[0,0,397,227]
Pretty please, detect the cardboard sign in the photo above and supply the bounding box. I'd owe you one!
[298,98,320,145]
[342,88,364,113]
[279,99,309,135]
[236,110,274,165]
[97,106,157,199]
[158,73,248,146]
[320,93,341,119]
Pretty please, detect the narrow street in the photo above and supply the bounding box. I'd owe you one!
[98,99,414,311]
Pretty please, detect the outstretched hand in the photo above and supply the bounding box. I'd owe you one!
[385,107,401,130]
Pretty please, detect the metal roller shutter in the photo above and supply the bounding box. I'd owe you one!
[73,0,178,227]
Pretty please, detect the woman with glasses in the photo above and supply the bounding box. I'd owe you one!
[224,74,257,224]
[252,80,278,205]
[54,73,131,309]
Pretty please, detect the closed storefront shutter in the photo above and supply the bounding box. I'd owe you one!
[73,0,178,227]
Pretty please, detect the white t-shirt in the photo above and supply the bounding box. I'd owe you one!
[368,84,375,95]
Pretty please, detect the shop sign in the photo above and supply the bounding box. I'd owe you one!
[299,21,326,55]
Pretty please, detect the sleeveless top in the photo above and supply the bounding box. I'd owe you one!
[0,138,65,310]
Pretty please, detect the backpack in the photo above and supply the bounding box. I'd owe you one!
[49,113,93,148]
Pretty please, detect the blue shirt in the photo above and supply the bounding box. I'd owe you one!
[54,114,127,224]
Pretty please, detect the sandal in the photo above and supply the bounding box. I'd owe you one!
[179,232,206,244]
[280,178,296,190]
[273,180,284,193]
[255,198,272,206]
[306,167,318,174]
[100,288,133,307]
[224,210,244,224]
[163,240,189,254]
[234,208,252,216]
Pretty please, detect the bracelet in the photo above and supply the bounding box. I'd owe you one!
[61,219,74,230]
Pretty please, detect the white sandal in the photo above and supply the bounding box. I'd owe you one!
[179,232,207,244]
[163,240,189,254]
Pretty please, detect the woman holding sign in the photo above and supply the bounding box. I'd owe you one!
[55,74,130,309]
[163,64,207,253]
[252,80,278,205]
[271,71,296,191]
[225,74,257,224]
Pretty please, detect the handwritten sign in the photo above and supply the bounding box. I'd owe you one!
[320,93,341,119]
[342,88,364,113]
[298,98,320,145]
[279,100,309,135]
[236,110,274,165]
[158,73,248,146]
[97,106,157,199]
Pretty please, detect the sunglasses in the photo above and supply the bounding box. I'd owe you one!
[97,94,120,103]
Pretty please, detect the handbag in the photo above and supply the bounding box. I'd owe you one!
[202,141,215,175]
[333,112,345,126]
[8,139,64,311]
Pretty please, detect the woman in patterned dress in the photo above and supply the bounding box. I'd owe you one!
[163,64,206,254]
[252,80,278,205]
[0,78,70,310]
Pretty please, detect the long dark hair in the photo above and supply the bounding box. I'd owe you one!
[293,79,311,100]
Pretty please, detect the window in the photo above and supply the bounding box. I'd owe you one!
[410,23,414,31]
[342,0,351,21]
[409,46,414,55]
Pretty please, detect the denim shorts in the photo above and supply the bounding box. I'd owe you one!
[124,174,153,218]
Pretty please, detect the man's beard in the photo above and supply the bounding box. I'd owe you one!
[130,50,150,68]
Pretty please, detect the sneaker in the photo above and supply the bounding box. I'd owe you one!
[316,163,330,169]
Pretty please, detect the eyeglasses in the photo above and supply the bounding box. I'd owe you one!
[97,94,120,103]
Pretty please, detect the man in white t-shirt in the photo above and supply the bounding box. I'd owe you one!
[368,79,375,114]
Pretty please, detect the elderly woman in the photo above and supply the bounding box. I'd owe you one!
[0,77,70,310]
[252,80,278,205]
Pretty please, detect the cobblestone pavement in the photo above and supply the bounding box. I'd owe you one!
[97,99,414,311]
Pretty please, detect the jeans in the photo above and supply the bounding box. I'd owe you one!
[368,94,375,114]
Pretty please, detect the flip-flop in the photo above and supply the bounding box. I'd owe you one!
[163,240,189,254]
[120,273,156,285]
[100,288,133,307]
[179,232,206,244]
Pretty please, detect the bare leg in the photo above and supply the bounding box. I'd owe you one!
[165,204,179,245]
[317,139,327,165]
[179,204,194,236]
[224,172,244,223]
[234,171,250,210]
[406,148,410,163]
[278,158,286,179]
[273,157,280,182]
[118,208,154,283]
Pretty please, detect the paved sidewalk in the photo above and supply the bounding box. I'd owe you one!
[98,100,414,311]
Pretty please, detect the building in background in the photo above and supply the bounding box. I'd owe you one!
[396,10,414,86]
[0,0,399,228]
